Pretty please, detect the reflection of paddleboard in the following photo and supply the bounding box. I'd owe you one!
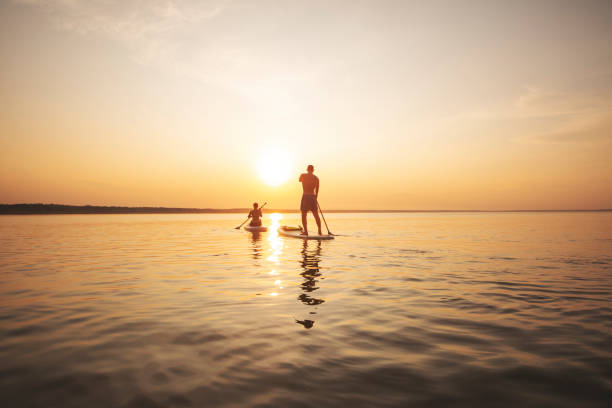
[244,225,268,232]
[278,226,334,240]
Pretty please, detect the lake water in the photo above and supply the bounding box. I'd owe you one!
[1,212,611,407]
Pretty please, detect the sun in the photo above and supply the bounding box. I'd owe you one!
[256,152,292,187]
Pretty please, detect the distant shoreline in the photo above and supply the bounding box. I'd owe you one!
[0,204,610,215]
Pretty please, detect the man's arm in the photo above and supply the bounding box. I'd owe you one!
[315,177,320,196]
[299,174,303,182]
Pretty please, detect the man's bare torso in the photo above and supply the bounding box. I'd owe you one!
[299,173,319,195]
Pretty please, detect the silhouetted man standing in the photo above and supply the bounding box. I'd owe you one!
[299,165,322,236]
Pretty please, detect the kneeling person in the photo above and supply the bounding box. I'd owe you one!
[248,202,263,226]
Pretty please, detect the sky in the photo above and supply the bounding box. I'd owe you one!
[1,0,611,210]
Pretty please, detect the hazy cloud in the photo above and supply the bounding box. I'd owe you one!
[13,0,226,37]
[522,108,612,144]
[13,0,341,108]
[445,81,612,145]
[514,84,612,144]
[515,87,611,118]
[11,1,246,80]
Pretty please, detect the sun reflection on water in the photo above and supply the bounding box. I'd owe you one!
[267,213,284,296]
[266,213,283,264]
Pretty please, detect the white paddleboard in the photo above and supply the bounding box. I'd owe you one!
[244,225,268,232]
[278,227,334,240]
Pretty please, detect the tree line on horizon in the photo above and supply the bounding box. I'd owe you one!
[0,204,609,214]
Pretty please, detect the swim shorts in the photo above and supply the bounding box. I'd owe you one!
[300,195,318,212]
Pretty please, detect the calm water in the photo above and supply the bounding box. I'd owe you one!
[1,212,611,407]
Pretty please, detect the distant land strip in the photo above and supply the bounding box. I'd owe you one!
[0,204,610,215]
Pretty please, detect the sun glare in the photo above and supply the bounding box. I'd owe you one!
[256,152,292,187]
[268,213,283,223]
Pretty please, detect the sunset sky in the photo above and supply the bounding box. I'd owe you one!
[1,0,611,210]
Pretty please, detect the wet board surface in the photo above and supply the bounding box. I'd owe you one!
[244,225,268,232]
[278,228,334,240]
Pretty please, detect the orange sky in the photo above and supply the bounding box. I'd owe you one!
[1,1,611,210]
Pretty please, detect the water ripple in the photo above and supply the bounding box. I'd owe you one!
[0,213,611,407]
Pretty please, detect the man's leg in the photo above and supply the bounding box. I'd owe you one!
[312,210,322,235]
[301,210,308,235]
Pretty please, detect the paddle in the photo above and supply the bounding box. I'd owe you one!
[317,200,335,236]
[235,202,267,229]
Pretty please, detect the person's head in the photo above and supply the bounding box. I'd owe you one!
[307,164,314,173]
[253,202,259,209]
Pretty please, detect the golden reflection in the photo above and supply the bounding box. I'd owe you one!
[267,213,284,296]
[266,213,283,264]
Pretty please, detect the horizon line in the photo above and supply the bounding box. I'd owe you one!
[1,203,611,214]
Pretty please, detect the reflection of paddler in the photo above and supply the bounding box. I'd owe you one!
[295,319,314,329]
[298,240,324,307]
[249,231,263,259]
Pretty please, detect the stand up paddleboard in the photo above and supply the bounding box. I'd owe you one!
[244,225,268,232]
[278,226,334,240]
